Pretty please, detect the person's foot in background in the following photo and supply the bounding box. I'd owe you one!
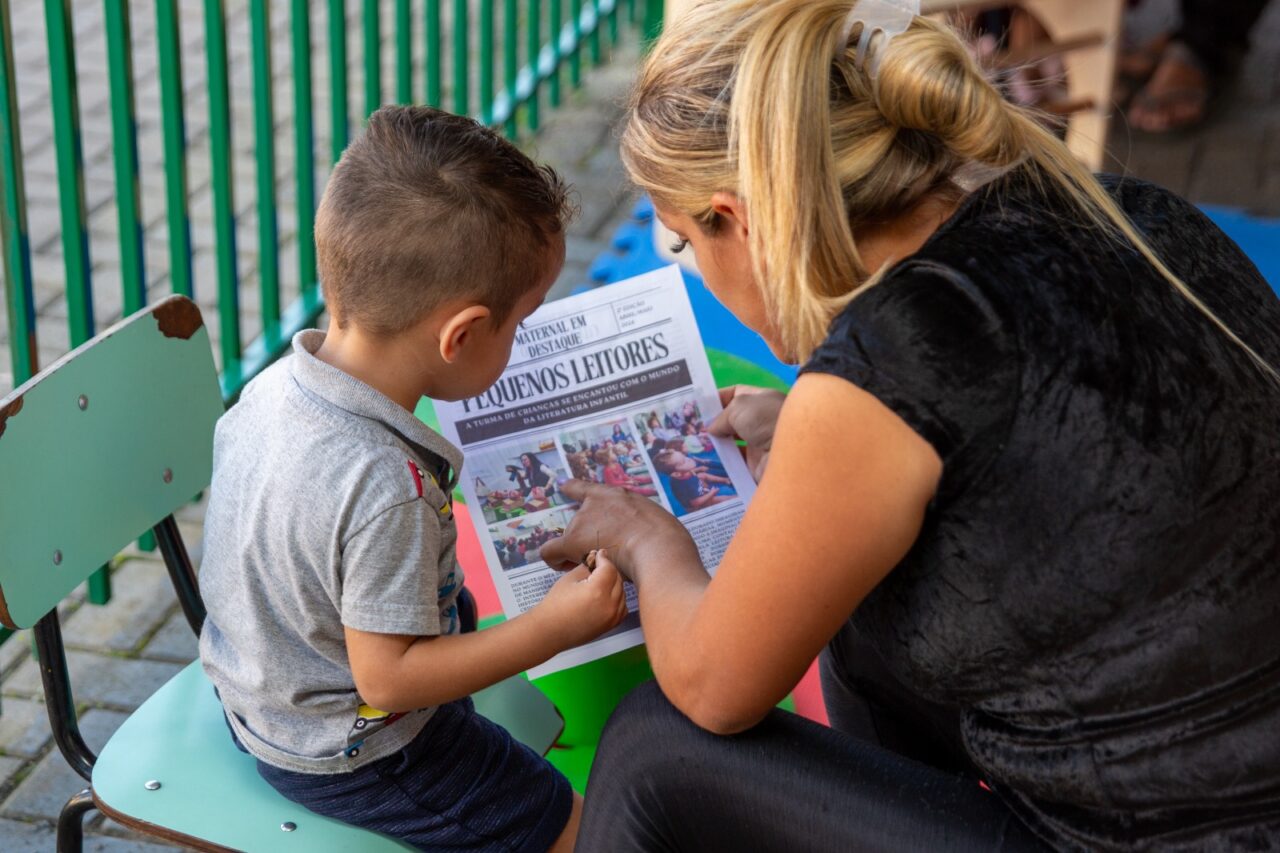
[1113,32,1169,108]
[1128,41,1211,132]
[1124,0,1269,134]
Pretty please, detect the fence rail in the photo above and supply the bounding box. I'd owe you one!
[0,0,661,625]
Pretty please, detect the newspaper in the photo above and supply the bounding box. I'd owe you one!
[433,265,757,677]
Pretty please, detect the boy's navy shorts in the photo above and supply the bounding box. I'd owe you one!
[244,697,573,852]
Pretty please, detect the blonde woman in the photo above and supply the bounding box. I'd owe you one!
[541,0,1280,849]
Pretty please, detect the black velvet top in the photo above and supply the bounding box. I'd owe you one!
[803,174,1280,851]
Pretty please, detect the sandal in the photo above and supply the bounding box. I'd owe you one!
[1113,33,1170,110]
[1128,41,1213,134]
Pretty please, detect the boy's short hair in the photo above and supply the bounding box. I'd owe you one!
[316,106,575,335]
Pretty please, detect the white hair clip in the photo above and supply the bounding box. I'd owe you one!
[950,153,1029,193]
[837,0,920,78]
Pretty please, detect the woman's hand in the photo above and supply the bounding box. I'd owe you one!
[708,385,786,482]
[538,479,701,586]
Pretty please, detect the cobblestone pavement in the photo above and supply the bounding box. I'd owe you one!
[2,0,1277,849]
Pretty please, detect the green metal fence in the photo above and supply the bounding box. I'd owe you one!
[0,0,662,628]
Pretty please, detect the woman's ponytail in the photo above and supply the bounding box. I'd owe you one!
[729,2,864,361]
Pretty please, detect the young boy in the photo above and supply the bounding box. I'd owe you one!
[198,106,627,852]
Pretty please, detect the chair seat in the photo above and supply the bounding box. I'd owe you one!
[92,660,564,851]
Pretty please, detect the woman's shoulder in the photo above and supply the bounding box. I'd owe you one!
[930,171,1250,280]
[935,171,1280,363]
[811,173,1191,367]
[893,171,1268,336]
[818,250,1017,372]
[805,255,1020,470]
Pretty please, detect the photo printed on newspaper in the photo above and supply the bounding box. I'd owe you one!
[433,265,758,677]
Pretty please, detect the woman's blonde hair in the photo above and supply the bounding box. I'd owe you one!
[621,0,1270,368]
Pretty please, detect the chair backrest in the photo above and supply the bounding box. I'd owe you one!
[0,296,223,630]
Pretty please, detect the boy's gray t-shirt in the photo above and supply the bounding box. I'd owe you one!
[199,330,465,774]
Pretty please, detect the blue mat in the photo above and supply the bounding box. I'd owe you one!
[579,199,1280,378]
[1202,207,1280,297]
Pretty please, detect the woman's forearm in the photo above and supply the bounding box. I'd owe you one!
[628,537,727,723]
[537,479,772,729]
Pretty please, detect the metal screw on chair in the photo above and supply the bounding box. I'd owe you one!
[281,822,297,832]
[52,550,62,565]
[144,780,161,791]
[162,468,173,484]
[77,394,88,411]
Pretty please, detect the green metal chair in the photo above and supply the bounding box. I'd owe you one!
[0,296,564,852]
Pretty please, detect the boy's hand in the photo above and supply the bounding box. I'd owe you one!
[533,550,628,650]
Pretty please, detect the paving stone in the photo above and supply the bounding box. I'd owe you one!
[565,235,610,267]
[1105,128,1200,198]
[0,630,32,678]
[0,819,58,853]
[527,110,615,171]
[0,816,183,852]
[174,499,210,537]
[569,168,632,241]
[42,275,127,333]
[34,310,71,356]
[1186,118,1268,211]
[61,560,178,654]
[29,263,66,309]
[556,128,632,223]
[140,611,199,665]
[1,708,127,821]
[24,204,66,254]
[551,259,593,301]
[0,697,52,759]
[4,651,183,712]
[92,817,191,852]
[0,755,26,788]
[1257,119,1280,217]
[38,346,68,374]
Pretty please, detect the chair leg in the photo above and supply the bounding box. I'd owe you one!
[55,788,96,853]
[153,515,206,635]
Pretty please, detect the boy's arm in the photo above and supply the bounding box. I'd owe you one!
[345,556,628,713]
[345,614,556,712]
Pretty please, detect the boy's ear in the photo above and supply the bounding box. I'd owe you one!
[438,304,493,364]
